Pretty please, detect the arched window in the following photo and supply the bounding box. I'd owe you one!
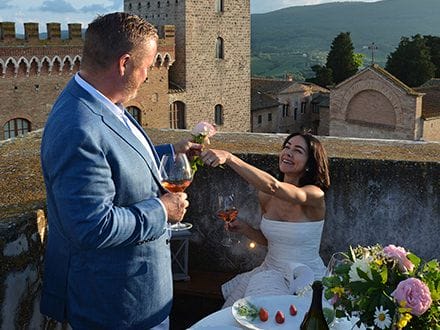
[126,106,141,124]
[170,101,186,129]
[29,59,38,75]
[215,0,224,13]
[17,59,27,77]
[214,104,224,126]
[3,118,31,140]
[216,37,224,59]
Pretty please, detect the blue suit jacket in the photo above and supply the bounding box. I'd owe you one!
[40,78,174,329]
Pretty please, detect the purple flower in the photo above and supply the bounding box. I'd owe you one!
[391,278,432,316]
[383,244,414,272]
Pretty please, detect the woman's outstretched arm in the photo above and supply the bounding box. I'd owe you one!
[200,149,323,207]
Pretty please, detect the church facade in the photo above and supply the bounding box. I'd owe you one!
[329,65,440,141]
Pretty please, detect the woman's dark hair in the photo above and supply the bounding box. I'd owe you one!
[281,132,330,192]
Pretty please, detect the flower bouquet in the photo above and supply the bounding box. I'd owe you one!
[189,121,216,173]
[322,244,440,329]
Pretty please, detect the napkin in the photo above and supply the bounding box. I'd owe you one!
[243,262,314,297]
[284,261,314,294]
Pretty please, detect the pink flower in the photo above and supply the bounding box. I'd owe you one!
[191,121,216,138]
[391,278,432,316]
[383,244,414,272]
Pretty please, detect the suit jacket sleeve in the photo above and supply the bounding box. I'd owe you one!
[42,122,169,250]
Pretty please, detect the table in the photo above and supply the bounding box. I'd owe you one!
[188,303,365,329]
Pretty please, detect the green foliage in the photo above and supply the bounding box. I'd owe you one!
[307,65,333,87]
[326,32,359,84]
[353,53,365,68]
[323,244,440,329]
[386,34,436,87]
[424,35,440,77]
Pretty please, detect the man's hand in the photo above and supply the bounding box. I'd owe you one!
[173,139,202,155]
[160,192,189,223]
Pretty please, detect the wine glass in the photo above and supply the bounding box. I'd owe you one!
[325,252,349,277]
[216,194,240,246]
[159,153,194,231]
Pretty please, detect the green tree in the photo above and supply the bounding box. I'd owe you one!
[423,35,440,77]
[326,32,359,84]
[353,53,365,69]
[307,65,333,87]
[385,34,435,87]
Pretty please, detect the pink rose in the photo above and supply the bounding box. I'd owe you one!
[391,278,432,316]
[383,244,414,272]
[191,121,216,138]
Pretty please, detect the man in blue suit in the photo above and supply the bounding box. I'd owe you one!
[40,12,200,329]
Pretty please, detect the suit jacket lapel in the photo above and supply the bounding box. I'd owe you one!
[67,79,163,185]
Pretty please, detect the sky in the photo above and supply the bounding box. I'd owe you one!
[0,0,380,34]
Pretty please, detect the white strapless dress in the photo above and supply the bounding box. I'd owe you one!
[221,216,326,307]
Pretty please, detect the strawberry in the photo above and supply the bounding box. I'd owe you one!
[259,307,269,322]
[289,304,298,316]
[275,310,285,324]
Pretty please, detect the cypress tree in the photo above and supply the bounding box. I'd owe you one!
[326,32,358,84]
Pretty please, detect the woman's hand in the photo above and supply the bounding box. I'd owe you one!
[201,149,231,167]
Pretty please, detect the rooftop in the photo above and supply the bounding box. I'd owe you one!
[1,129,439,220]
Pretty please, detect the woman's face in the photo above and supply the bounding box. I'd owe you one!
[278,135,309,177]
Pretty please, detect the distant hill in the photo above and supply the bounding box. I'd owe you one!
[251,0,440,79]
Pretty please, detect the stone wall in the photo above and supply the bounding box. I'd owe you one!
[184,155,440,273]
[1,129,439,328]
[423,117,440,141]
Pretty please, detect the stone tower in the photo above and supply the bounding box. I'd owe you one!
[125,0,251,132]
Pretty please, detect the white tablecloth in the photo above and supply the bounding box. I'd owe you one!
[188,306,365,330]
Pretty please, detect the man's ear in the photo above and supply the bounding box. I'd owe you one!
[118,54,131,76]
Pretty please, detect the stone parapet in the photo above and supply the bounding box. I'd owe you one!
[1,129,439,328]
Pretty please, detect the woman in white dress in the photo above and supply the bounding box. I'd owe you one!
[201,132,331,307]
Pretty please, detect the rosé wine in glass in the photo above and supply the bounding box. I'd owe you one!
[159,153,193,231]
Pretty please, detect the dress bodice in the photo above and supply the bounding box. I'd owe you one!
[260,216,325,278]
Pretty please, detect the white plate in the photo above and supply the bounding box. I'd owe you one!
[232,295,312,330]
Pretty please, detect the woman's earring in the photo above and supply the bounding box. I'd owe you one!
[305,168,309,172]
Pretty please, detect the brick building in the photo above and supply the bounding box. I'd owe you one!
[0,22,83,140]
[125,0,251,132]
[0,21,176,140]
[329,64,440,141]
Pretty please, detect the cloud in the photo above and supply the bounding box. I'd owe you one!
[0,0,13,9]
[39,0,77,13]
[80,4,109,14]
[80,0,123,14]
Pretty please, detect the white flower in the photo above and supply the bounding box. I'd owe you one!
[374,306,392,329]
[191,121,216,137]
[348,258,373,282]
